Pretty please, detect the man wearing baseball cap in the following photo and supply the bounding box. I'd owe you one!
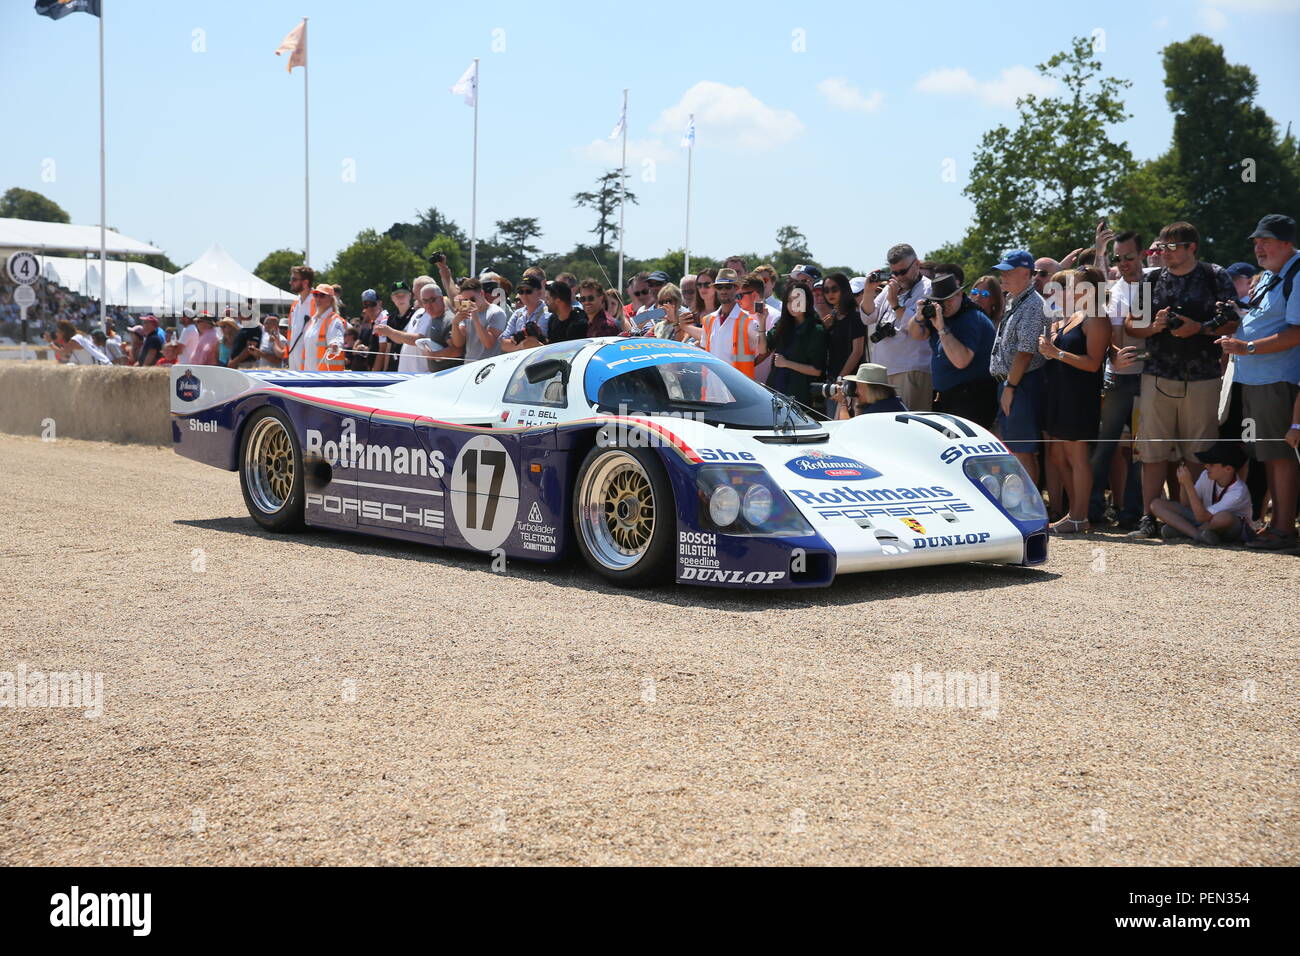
[989,250,1049,481]
[1214,213,1300,549]
[136,314,163,366]
[1149,441,1254,545]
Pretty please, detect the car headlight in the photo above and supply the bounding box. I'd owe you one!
[962,455,1047,522]
[742,484,773,525]
[709,484,741,526]
[695,464,813,537]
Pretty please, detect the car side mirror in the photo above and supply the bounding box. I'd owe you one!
[525,358,569,385]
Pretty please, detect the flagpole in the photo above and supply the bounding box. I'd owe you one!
[98,2,106,332]
[302,18,310,268]
[684,114,693,277]
[617,88,627,295]
[470,58,479,275]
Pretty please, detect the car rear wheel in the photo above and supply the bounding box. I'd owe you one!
[573,445,674,587]
[239,408,304,532]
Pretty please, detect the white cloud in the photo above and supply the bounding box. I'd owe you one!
[1199,5,1230,28]
[915,65,1056,108]
[652,81,803,150]
[818,78,884,115]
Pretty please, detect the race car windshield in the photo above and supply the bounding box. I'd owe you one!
[590,359,819,430]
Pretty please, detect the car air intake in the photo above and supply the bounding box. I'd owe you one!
[754,432,830,444]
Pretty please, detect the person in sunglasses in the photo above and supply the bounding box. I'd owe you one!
[1088,229,1154,528]
[573,278,620,338]
[1214,213,1300,550]
[969,275,1004,325]
[862,242,935,411]
[989,249,1050,484]
[1123,221,1236,540]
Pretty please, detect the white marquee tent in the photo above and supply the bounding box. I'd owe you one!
[0,218,164,256]
[41,256,170,312]
[167,242,295,315]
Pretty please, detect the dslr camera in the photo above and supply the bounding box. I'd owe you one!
[428,252,446,266]
[1164,307,1187,331]
[1200,300,1239,334]
[869,319,897,343]
[513,320,544,344]
[812,377,858,402]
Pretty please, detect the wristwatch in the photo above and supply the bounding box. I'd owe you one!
[1245,341,1257,354]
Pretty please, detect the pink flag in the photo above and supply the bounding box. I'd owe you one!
[275,19,307,73]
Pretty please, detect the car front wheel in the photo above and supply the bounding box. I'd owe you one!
[572,445,674,587]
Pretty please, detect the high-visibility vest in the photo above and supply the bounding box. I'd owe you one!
[703,306,758,378]
[314,308,344,371]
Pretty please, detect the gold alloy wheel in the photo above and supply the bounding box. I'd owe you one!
[579,451,657,570]
[243,416,295,513]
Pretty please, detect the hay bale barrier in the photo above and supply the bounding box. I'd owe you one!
[0,364,171,446]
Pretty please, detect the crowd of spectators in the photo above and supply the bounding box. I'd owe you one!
[24,210,1300,551]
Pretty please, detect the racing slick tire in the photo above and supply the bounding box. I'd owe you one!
[239,407,306,532]
[572,444,675,587]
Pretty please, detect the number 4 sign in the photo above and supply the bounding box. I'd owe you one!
[7,251,40,286]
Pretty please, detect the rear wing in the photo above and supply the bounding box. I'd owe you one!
[171,366,417,416]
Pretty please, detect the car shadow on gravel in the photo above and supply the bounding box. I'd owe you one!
[177,516,1060,611]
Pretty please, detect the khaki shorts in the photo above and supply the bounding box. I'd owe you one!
[1241,381,1300,461]
[889,369,933,411]
[1136,375,1222,463]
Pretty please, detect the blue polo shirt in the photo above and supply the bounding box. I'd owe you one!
[928,299,996,392]
[1234,251,1300,385]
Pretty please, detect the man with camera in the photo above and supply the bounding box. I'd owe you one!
[1214,214,1300,550]
[499,276,551,353]
[1123,221,1236,539]
[449,277,509,362]
[906,267,997,428]
[863,243,934,411]
[544,281,588,343]
[826,363,907,419]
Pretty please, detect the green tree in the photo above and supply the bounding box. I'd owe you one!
[768,225,817,277]
[320,229,424,316]
[384,207,469,262]
[573,171,638,250]
[952,36,1135,268]
[487,217,543,279]
[1140,34,1300,262]
[253,248,305,289]
[0,187,70,223]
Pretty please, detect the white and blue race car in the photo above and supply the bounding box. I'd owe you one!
[170,337,1048,588]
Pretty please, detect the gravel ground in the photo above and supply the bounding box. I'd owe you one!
[0,433,1295,866]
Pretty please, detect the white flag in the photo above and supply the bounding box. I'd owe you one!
[681,114,695,148]
[609,102,626,140]
[274,19,307,74]
[450,61,477,108]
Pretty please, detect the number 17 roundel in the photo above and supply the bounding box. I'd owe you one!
[449,435,520,551]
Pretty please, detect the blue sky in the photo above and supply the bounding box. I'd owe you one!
[2,0,1297,276]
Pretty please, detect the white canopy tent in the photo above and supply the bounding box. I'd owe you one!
[0,218,164,256]
[167,242,295,316]
[41,256,170,312]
